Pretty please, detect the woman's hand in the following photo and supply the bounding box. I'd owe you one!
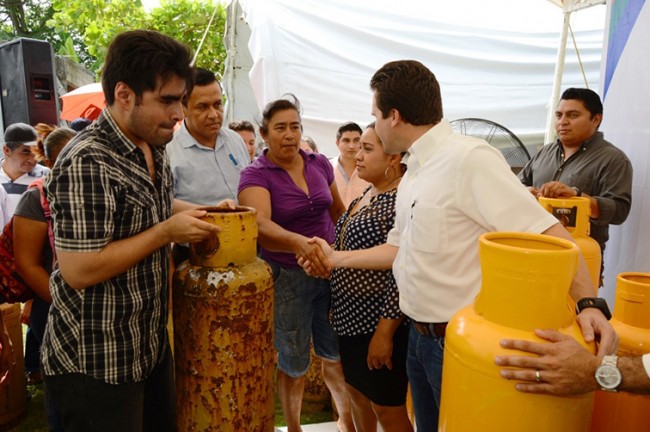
[368,331,394,370]
[296,237,332,278]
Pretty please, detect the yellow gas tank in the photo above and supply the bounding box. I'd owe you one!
[173,206,275,431]
[440,232,595,432]
[537,196,601,293]
[591,272,650,432]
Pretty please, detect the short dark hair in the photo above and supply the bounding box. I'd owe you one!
[560,88,603,119]
[102,30,193,106]
[259,94,302,136]
[370,60,443,125]
[184,67,221,106]
[229,120,255,134]
[336,121,362,141]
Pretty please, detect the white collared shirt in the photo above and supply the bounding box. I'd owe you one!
[387,119,558,323]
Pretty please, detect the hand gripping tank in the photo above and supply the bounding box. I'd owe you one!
[439,232,595,432]
[173,207,274,431]
[591,272,650,432]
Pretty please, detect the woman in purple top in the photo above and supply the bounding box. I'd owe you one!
[238,96,353,432]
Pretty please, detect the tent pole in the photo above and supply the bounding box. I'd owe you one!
[544,10,571,146]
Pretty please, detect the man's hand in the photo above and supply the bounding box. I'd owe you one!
[576,307,619,356]
[526,186,539,197]
[296,237,332,278]
[160,209,222,245]
[215,199,236,210]
[495,329,600,395]
[367,331,393,370]
[537,181,577,198]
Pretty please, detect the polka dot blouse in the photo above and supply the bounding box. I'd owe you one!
[331,187,403,336]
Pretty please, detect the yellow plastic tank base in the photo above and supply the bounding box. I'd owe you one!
[440,232,595,432]
[440,308,594,432]
[591,272,650,432]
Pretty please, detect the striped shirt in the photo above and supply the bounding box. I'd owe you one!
[42,109,173,384]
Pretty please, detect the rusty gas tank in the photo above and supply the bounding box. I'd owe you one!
[173,206,274,431]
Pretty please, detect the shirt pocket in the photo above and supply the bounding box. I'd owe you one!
[409,204,447,253]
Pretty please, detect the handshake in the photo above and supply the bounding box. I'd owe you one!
[296,237,335,278]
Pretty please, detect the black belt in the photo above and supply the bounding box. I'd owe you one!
[413,321,448,338]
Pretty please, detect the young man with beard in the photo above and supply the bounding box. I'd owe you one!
[42,30,221,432]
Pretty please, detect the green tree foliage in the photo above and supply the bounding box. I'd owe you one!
[0,0,59,43]
[148,0,227,75]
[47,0,227,77]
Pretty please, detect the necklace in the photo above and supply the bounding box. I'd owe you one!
[337,177,401,250]
[371,175,403,197]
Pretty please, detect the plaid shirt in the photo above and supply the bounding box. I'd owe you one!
[42,109,173,384]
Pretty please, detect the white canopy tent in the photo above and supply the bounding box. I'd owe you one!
[599,0,649,304]
[223,0,606,157]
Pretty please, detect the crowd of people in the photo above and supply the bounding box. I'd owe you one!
[0,28,643,432]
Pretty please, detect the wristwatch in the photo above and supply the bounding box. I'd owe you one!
[576,297,612,320]
[572,186,582,197]
[595,355,622,391]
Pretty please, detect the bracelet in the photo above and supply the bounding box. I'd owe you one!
[572,186,582,197]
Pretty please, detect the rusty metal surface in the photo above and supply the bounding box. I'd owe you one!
[190,207,258,268]
[174,259,274,431]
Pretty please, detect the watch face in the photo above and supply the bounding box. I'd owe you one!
[596,364,622,390]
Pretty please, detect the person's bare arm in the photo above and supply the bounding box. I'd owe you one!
[368,317,405,370]
[328,182,346,224]
[299,237,398,276]
[541,222,618,355]
[14,216,52,303]
[496,329,650,395]
[57,209,219,289]
[238,186,330,275]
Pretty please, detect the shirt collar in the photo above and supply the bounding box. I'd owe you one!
[100,108,139,157]
[555,131,603,153]
[406,119,453,170]
[258,148,315,168]
[176,121,223,150]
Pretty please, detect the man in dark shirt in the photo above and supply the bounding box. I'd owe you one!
[519,88,632,280]
[42,30,220,432]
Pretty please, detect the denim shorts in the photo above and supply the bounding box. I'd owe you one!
[267,260,340,377]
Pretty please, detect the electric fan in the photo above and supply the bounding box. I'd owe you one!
[450,118,531,173]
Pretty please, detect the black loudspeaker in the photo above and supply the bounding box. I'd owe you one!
[0,38,58,129]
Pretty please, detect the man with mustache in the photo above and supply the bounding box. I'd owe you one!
[167,67,250,265]
[519,88,632,285]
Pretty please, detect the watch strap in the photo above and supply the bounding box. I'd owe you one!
[576,297,612,320]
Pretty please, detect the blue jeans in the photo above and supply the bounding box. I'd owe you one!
[267,261,340,377]
[407,323,444,431]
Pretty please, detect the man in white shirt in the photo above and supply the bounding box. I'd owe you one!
[167,68,249,264]
[0,122,49,217]
[303,60,617,430]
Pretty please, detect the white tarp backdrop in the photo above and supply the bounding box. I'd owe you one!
[226,0,606,157]
[600,0,649,305]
